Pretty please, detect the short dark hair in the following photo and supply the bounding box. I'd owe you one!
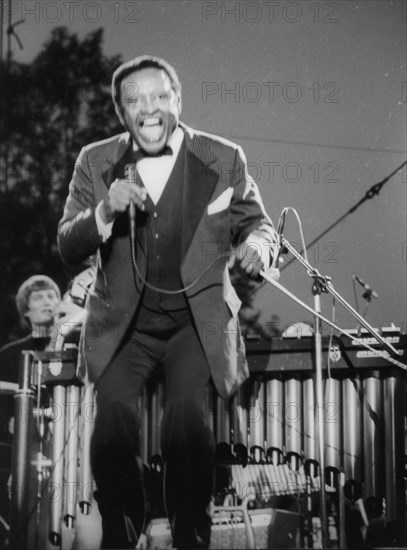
[15,275,61,328]
[111,55,182,120]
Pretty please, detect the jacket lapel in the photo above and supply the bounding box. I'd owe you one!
[102,132,133,192]
[181,126,219,256]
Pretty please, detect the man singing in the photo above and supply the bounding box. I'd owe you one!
[58,55,278,549]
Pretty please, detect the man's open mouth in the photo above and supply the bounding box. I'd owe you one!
[139,117,164,143]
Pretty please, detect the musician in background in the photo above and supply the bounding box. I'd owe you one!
[0,275,62,374]
[0,275,61,544]
[0,274,82,545]
[0,273,86,381]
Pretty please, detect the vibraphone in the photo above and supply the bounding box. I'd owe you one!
[139,330,407,546]
[242,330,406,518]
[8,331,407,549]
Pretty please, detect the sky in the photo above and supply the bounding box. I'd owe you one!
[2,0,407,337]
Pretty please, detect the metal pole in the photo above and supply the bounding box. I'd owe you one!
[64,385,80,528]
[312,288,329,546]
[49,384,66,546]
[9,351,35,550]
[79,384,95,515]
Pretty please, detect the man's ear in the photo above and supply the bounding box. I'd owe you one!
[177,95,182,116]
[115,105,125,126]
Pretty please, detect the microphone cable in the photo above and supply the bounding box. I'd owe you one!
[127,205,230,295]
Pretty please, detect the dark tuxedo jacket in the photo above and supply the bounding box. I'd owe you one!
[58,122,276,398]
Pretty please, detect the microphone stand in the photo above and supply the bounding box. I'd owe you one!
[264,238,401,358]
[260,236,404,547]
[311,274,328,546]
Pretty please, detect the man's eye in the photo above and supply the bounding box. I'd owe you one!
[125,97,140,104]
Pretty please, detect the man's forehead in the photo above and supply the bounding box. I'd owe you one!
[121,67,172,90]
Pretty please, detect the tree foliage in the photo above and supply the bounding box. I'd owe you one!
[0,27,122,343]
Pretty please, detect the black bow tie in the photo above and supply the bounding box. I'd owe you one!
[133,145,173,162]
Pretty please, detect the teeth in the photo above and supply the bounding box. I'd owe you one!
[141,117,161,127]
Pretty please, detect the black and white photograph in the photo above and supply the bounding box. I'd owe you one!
[0,1,406,549]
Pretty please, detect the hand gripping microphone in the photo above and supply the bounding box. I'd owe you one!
[268,208,288,280]
[125,163,142,276]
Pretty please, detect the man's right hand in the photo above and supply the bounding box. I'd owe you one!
[100,178,148,223]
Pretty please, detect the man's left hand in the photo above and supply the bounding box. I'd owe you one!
[235,242,264,278]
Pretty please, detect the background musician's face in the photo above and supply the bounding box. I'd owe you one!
[24,289,60,327]
[119,67,181,155]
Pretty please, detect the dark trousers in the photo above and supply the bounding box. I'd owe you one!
[91,310,215,549]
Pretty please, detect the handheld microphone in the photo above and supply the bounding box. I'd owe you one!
[276,207,288,238]
[269,208,288,279]
[354,275,379,299]
[124,163,138,227]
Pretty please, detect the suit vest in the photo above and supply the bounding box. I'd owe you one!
[133,140,189,330]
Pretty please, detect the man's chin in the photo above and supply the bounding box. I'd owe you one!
[133,123,175,155]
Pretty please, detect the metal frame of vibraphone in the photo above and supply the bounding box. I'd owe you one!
[241,334,407,547]
[8,349,95,550]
